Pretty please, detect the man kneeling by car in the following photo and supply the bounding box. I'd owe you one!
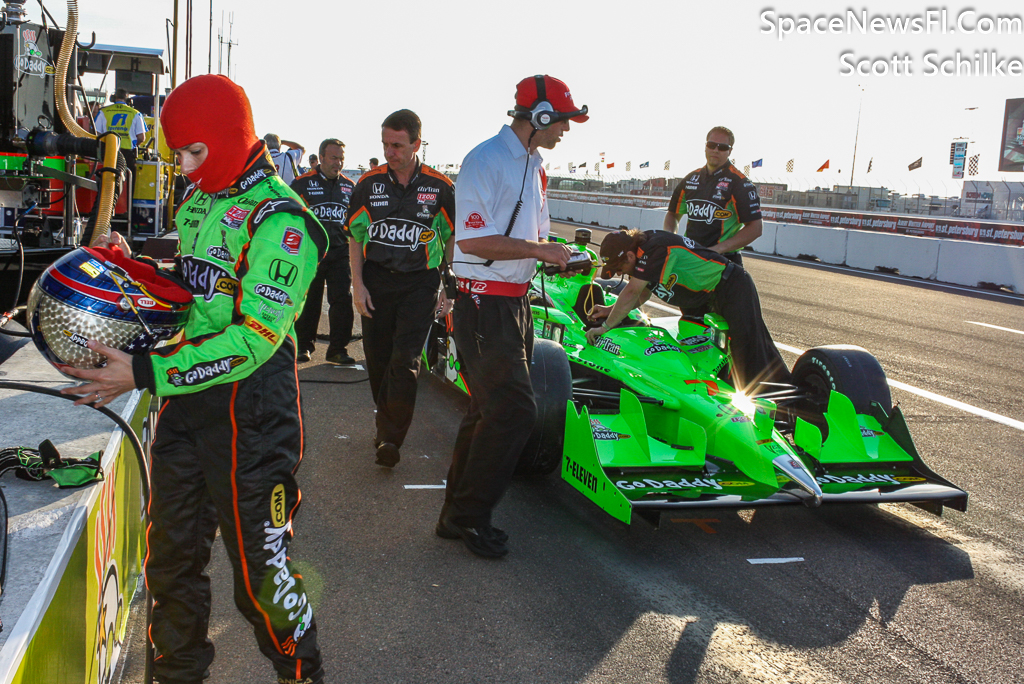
[586,229,791,392]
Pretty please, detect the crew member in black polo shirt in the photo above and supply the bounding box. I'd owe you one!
[587,229,790,392]
[664,126,762,266]
[292,138,357,364]
[347,109,455,467]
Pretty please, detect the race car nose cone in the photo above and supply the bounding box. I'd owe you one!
[772,454,823,507]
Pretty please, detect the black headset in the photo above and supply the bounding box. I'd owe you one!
[508,75,588,130]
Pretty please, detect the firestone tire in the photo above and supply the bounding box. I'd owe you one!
[791,345,892,414]
[516,339,572,478]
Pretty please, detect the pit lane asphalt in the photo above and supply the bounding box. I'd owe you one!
[121,221,1024,683]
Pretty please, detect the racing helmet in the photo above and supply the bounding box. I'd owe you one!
[27,246,192,378]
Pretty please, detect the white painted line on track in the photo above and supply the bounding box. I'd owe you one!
[885,379,1024,431]
[966,321,1024,335]
[404,481,447,490]
[747,557,804,564]
[774,341,1024,432]
[646,311,1024,432]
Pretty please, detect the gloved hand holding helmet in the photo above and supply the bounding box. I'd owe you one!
[26,242,192,378]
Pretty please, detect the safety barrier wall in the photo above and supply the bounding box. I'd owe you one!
[547,198,1024,293]
[548,189,1024,248]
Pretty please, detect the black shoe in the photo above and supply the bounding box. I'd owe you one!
[437,517,508,558]
[436,516,508,544]
[297,350,312,363]
[325,351,356,365]
[375,442,400,468]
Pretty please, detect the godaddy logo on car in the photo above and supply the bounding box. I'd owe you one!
[264,520,313,642]
[616,477,724,491]
[815,473,902,486]
[685,200,732,224]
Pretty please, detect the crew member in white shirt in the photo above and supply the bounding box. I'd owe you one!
[436,74,587,558]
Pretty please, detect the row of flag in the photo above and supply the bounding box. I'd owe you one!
[447,152,980,178]
[738,155,979,176]
[558,159,668,173]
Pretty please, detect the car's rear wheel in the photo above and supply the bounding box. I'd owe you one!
[791,345,892,414]
[516,339,572,478]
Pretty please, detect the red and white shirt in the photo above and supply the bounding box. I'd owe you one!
[453,125,549,285]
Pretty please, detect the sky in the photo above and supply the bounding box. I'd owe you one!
[61,0,1024,197]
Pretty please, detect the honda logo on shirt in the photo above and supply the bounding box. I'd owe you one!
[372,183,385,194]
[269,259,298,286]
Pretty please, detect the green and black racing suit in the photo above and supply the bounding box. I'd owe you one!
[132,149,329,684]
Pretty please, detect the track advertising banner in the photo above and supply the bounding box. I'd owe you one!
[998,98,1024,173]
[760,207,1024,246]
[5,393,150,684]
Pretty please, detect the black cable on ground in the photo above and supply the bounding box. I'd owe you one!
[0,381,150,504]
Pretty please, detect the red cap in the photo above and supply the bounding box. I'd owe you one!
[160,75,259,193]
[514,75,589,123]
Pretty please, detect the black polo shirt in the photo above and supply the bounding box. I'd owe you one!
[668,164,761,251]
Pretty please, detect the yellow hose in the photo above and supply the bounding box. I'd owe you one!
[54,0,117,245]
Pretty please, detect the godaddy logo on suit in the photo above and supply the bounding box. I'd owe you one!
[179,257,238,301]
[367,218,435,250]
[166,355,247,387]
[686,200,732,224]
[312,203,348,222]
[254,283,293,306]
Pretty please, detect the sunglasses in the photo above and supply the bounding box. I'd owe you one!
[706,142,732,152]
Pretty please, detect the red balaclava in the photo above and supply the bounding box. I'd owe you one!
[160,74,260,193]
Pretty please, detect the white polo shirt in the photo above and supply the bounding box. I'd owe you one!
[453,125,549,285]
[269,148,304,185]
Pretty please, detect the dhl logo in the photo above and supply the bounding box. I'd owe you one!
[244,315,279,345]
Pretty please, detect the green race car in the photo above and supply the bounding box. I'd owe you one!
[427,232,968,526]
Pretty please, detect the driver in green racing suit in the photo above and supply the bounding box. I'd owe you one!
[61,74,329,684]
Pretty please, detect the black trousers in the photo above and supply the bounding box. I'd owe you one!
[712,267,792,391]
[682,250,742,319]
[444,293,537,528]
[146,346,322,684]
[361,261,439,447]
[295,247,353,356]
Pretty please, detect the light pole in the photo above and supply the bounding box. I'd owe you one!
[850,85,864,188]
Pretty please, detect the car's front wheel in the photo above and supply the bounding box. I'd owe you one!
[791,345,892,414]
[516,339,572,478]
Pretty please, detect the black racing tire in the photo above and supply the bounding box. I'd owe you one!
[516,339,572,478]
[791,345,892,414]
